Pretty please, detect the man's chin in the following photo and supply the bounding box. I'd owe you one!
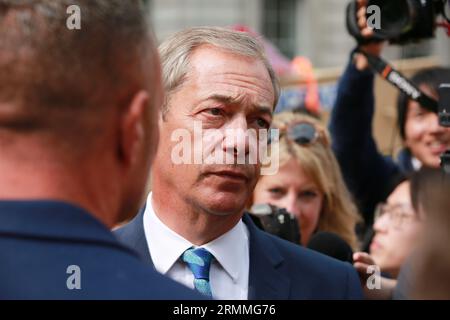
[421,155,442,168]
[198,191,248,216]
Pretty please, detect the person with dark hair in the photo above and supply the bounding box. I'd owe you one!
[352,179,424,299]
[396,68,450,170]
[0,0,200,299]
[329,0,450,233]
[351,167,442,300]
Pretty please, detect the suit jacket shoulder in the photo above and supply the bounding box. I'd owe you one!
[114,205,153,266]
[250,225,363,299]
[115,207,363,300]
[0,201,200,300]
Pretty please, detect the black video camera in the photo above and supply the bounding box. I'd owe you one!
[249,204,301,245]
[347,0,450,44]
[439,84,450,173]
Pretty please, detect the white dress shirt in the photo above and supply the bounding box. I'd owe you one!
[143,193,250,300]
[411,156,422,171]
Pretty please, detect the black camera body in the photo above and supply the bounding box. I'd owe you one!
[347,0,449,44]
[249,204,301,245]
[439,84,450,127]
[439,84,450,173]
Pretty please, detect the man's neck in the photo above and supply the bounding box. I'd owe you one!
[0,159,119,228]
[151,190,243,246]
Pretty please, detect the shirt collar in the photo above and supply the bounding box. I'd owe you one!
[143,193,248,282]
[202,219,248,282]
[143,193,192,275]
[411,156,422,171]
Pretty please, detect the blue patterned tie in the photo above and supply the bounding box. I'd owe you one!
[182,247,213,298]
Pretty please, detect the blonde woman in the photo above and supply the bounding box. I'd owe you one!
[253,111,361,250]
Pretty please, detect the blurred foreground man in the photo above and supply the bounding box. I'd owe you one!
[0,0,200,299]
[116,27,363,300]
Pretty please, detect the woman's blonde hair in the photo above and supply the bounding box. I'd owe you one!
[264,111,361,250]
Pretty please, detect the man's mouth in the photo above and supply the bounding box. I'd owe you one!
[370,240,382,252]
[208,170,249,182]
[428,141,448,155]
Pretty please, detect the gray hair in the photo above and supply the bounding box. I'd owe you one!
[0,0,155,141]
[158,26,280,114]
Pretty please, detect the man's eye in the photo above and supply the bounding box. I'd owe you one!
[415,111,426,118]
[412,108,429,119]
[256,118,270,129]
[208,108,222,116]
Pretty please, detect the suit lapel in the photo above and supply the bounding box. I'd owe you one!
[120,207,291,299]
[119,204,155,267]
[243,214,291,300]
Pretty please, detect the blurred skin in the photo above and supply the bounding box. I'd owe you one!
[252,158,324,246]
[355,0,450,168]
[369,181,422,277]
[117,52,163,223]
[151,45,275,245]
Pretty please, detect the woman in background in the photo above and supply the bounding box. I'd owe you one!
[252,111,361,250]
[353,168,441,299]
[353,179,423,299]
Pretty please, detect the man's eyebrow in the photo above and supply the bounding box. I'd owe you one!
[253,106,273,118]
[204,94,273,115]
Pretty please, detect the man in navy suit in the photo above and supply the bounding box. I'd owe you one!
[0,0,200,299]
[115,27,363,300]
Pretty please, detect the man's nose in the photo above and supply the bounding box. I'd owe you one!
[373,213,389,233]
[222,115,249,157]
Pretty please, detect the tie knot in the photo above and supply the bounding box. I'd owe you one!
[182,247,213,280]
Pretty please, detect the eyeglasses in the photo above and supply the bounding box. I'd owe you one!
[268,121,327,146]
[374,203,419,229]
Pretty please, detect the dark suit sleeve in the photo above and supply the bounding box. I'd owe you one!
[329,51,401,225]
[345,265,364,300]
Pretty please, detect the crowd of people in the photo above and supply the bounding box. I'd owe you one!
[0,0,449,300]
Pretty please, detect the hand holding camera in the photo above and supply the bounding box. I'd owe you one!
[347,0,450,45]
[347,0,450,173]
[350,0,386,71]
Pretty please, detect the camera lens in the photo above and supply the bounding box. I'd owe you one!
[368,0,415,39]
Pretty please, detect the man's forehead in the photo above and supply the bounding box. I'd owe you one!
[186,46,275,105]
[189,78,274,113]
[188,47,270,82]
[199,87,273,106]
[388,181,411,203]
[198,93,274,117]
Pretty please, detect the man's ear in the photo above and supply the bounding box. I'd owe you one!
[118,90,150,167]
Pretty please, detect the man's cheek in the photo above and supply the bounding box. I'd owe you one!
[405,124,423,143]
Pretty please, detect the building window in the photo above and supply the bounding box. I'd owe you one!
[262,0,297,59]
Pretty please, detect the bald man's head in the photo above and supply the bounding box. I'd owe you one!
[0,0,162,223]
[0,0,157,150]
